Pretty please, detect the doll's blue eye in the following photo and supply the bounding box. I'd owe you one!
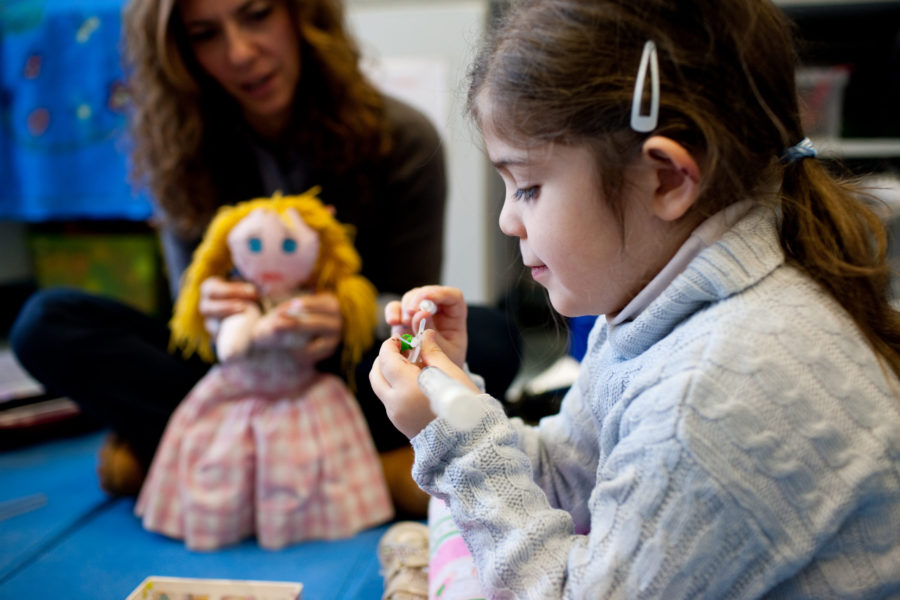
[282,238,297,253]
[248,237,262,253]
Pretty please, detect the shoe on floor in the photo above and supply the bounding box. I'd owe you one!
[378,521,429,600]
[97,433,146,497]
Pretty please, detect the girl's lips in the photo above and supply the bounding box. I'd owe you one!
[529,265,548,279]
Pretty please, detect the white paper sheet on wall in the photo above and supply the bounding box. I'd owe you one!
[360,56,450,137]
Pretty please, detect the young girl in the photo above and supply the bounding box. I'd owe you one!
[371,0,900,597]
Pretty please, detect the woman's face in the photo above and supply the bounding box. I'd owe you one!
[178,0,301,138]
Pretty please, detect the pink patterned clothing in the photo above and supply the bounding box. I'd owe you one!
[135,351,394,550]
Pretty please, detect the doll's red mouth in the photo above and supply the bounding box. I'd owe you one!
[260,272,284,282]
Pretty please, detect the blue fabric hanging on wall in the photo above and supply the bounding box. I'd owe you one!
[0,0,152,221]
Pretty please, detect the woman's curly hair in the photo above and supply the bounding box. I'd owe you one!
[123,0,390,240]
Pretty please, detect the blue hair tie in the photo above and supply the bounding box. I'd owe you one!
[781,137,818,163]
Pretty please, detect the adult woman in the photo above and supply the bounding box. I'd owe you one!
[11,0,520,518]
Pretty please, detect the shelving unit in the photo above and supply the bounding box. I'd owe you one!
[778,1,900,169]
[776,0,899,6]
[814,138,900,159]
[779,1,900,299]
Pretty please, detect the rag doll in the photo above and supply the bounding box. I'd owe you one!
[135,189,394,550]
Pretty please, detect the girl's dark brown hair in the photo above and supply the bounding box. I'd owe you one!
[123,0,390,240]
[468,0,900,378]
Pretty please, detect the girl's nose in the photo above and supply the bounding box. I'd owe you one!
[498,198,522,238]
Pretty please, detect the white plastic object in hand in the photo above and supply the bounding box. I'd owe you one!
[418,299,437,315]
[408,299,437,364]
[417,366,484,430]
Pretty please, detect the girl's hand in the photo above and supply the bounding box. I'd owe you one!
[384,285,468,367]
[370,329,480,439]
[199,276,258,337]
[253,292,342,366]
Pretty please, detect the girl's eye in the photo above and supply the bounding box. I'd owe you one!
[248,237,263,253]
[513,186,539,201]
[282,238,297,253]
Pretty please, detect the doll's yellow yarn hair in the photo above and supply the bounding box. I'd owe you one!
[169,188,377,375]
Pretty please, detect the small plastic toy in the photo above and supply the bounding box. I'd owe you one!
[400,299,437,364]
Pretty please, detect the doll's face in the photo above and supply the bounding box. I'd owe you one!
[227,207,319,297]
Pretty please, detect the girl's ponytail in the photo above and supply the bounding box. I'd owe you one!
[779,157,900,377]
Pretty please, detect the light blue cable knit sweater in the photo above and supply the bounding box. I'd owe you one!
[412,206,900,599]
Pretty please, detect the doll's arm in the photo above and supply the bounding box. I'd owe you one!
[216,303,263,361]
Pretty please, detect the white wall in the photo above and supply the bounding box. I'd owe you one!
[346,0,509,305]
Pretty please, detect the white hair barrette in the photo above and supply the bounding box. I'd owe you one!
[630,40,659,133]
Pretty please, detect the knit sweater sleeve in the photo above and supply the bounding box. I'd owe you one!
[411,370,790,599]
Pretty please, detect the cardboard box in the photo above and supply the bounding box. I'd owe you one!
[125,576,303,600]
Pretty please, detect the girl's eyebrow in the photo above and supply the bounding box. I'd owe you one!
[490,156,532,169]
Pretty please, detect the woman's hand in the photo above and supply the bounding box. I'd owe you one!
[370,329,480,439]
[199,276,258,337]
[384,285,468,368]
[253,292,342,367]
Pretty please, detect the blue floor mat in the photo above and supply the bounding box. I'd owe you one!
[0,431,390,599]
[0,431,110,580]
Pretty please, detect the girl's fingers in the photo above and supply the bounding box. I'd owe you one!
[418,331,481,393]
[398,286,466,334]
[400,285,462,316]
[370,338,439,438]
[370,339,410,401]
[384,300,403,327]
[368,355,390,397]
[377,337,413,383]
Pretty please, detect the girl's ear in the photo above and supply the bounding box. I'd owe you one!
[641,136,701,221]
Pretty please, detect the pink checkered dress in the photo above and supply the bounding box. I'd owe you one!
[135,351,394,550]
